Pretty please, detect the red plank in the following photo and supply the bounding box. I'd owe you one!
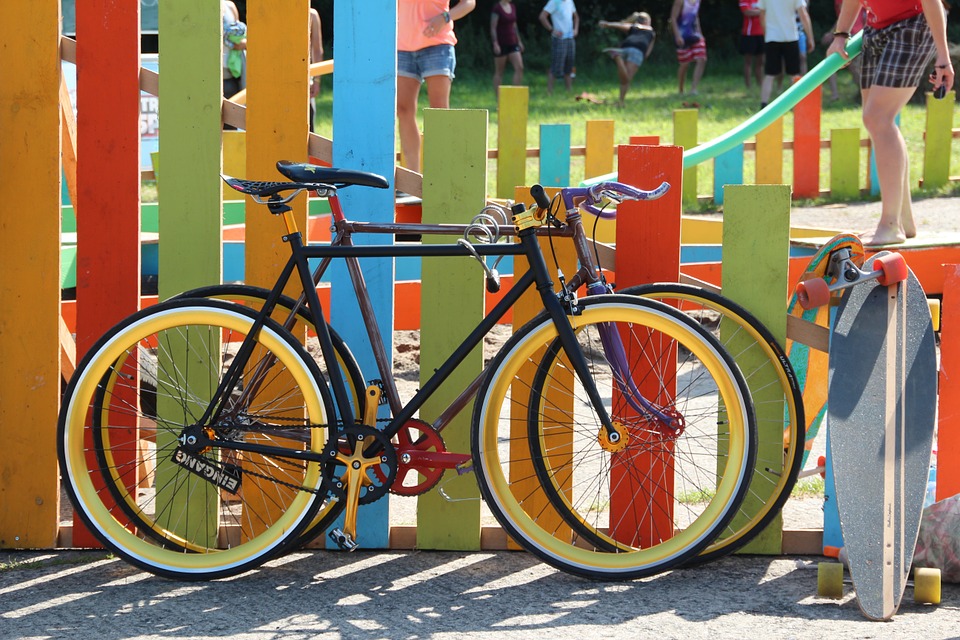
[793,83,821,199]
[73,1,141,547]
[938,264,960,499]
[612,145,683,546]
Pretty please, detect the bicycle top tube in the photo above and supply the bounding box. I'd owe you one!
[550,180,671,220]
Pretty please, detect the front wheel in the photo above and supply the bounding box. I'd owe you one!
[58,299,339,580]
[472,295,757,580]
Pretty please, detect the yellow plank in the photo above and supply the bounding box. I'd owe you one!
[245,0,309,293]
[584,120,615,181]
[0,0,62,548]
[756,117,784,185]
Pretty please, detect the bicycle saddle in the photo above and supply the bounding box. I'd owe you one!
[276,160,389,190]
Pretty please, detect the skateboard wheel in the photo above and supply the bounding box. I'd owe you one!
[817,561,844,599]
[913,567,942,605]
[797,278,830,309]
[875,252,908,286]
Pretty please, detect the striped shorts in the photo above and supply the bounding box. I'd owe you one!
[676,36,707,64]
[550,37,576,78]
[860,14,936,89]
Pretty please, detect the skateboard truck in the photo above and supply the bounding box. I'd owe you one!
[796,249,908,310]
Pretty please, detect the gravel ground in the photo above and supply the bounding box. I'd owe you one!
[1,547,957,639]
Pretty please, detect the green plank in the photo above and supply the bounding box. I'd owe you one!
[496,86,528,198]
[417,109,487,550]
[923,90,955,189]
[829,128,860,199]
[721,184,791,555]
[674,109,698,205]
[156,0,222,536]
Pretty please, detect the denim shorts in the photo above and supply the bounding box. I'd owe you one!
[398,44,456,83]
[622,47,645,67]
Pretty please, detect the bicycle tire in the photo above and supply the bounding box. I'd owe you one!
[176,283,367,549]
[619,283,804,563]
[472,295,757,580]
[59,299,339,579]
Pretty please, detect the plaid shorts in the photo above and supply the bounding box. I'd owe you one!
[860,14,936,89]
[550,37,576,78]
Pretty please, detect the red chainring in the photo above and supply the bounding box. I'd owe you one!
[390,419,447,496]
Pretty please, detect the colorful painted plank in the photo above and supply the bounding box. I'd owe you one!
[539,123,571,188]
[756,117,783,185]
[72,0,143,548]
[417,109,487,550]
[496,86,528,198]
[721,184,791,554]
[0,0,62,548]
[829,128,860,199]
[793,85,821,199]
[584,119,615,181]
[328,1,397,549]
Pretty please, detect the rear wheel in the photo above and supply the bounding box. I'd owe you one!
[59,299,339,579]
[622,283,804,564]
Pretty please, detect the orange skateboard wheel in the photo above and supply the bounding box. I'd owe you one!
[875,252,908,286]
[797,277,831,309]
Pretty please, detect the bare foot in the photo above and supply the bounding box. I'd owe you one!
[859,228,906,247]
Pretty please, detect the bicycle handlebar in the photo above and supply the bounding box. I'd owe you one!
[530,180,671,220]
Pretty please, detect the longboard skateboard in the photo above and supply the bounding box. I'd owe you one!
[822,252,939,620]
[786,233,865,470]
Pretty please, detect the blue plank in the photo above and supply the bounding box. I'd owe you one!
[327,1,397,549]
[713,144,744,205]
[539,123,571,187]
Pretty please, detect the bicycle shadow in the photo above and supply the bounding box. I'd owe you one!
[0,550,955,638]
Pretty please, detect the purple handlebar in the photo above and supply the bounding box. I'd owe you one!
[559,181,671,219]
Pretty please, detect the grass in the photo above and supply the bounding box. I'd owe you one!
[312,55,960,209]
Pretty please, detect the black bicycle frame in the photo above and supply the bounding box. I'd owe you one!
[194,220,618,463]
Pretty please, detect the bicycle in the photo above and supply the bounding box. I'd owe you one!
[180,178,805,561]
[58,161,759,580]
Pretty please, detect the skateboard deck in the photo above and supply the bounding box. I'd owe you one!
[786,233,865,469]
[827,254,937,620]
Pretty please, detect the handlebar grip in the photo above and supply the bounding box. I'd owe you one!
[530,184,552,211]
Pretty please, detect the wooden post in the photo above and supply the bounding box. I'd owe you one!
[584,119,615,181]
[328,0,397,549]
[417,109,486,550]
[613,144,683,545]
[722,184,791,554]
[829,128,860,199]
[937,264,960,499]
[496,86,528,198]
[922,91,954,189]
[714,144,744,206]
[539,123,571,188]
[673,110,698,206]
[793,84,822,199]
[71,0,143,548]
[153,0,224,546]
[756,117,783,185]
[0,0,62,549]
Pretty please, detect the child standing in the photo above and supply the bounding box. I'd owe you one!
[670,0,706,95]
[599,12,655,107]
[539,0,579,95]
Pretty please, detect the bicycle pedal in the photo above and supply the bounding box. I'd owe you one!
[328,528,359,551]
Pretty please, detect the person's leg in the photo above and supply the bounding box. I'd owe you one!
[564,39,575,92]
[743,54,753,88]
[690,57,706,94]
[397,76,423,172]
[618,60,639,106]
[493,55,507,94]
[677,61,689,94]
[859,85,917,245]
[424,74,452,109]
[508,50,523,86]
